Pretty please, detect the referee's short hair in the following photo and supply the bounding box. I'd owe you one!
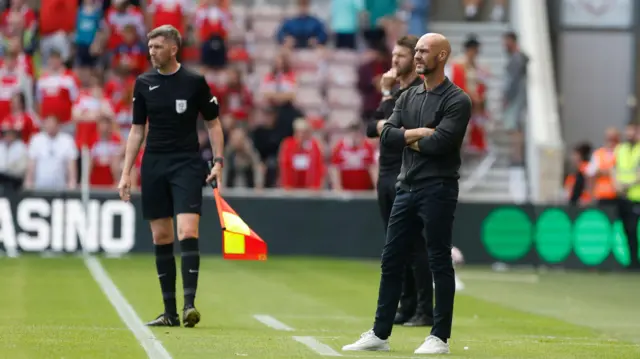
[147,25,182,49]
[396,35,419,53]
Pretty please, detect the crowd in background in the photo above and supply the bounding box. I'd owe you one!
[0,0,511,195]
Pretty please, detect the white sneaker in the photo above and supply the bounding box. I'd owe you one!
[342,329,390,352]
[414,335,450,354]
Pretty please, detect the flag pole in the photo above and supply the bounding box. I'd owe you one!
[207,161,226,230]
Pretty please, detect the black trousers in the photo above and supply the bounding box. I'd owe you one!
[373,179,458,341]
[376,175,433,319]
[618,198,640,268]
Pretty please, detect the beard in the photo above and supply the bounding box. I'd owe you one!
[395,63,414,77]
[416,59,440,75]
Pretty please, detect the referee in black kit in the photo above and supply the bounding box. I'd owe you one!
[343,33,471,355]
[117,25,224,328]
[366,35,433,328]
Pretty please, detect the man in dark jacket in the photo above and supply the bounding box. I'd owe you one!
[343,33,472,355]
[366,35,433,328]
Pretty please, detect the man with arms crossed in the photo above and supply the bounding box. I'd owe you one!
[343,33,471,354]
[366,35,433,328]
[118,25,224,328]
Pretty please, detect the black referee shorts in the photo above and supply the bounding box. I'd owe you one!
[140,152,205,220]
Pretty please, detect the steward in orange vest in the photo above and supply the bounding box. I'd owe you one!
[585,128,620,203]
[565,143,592,206]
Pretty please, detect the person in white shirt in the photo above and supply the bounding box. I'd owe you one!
[0,128,28,192]
[23,116,78,190]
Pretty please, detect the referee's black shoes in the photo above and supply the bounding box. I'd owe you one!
[182,306,201,328]
[146,313,180,327]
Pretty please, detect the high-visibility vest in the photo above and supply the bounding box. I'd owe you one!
[591,147,617,200]
[615,142,640,201]
[565,162,591,203]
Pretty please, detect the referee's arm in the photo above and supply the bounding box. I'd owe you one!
[414,95,472,155]
[197,77,224,160]
[380,92,431,149]
[122,78,147,177]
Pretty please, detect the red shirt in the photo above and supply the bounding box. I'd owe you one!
[111,42,148,75]
[39,0,76,35]
[104,76,136,104]
[216,85,252,121]
[0,69,22,120]
[37,70,79,123]
[331,138,375,190]
[104,5,144,50]
[195,5,231,41]
[148,0,192,35]
[72,92,114,148]
[90,133,122,187]
[278,136,325,189]
[2,5,37,31]
[1,111,38,143]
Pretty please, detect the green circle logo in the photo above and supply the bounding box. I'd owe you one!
[482,207,533,261]
[611,220,631,267]
[535,209,572,263]
[573,209,612,266]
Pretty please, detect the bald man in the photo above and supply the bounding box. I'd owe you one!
[343,33,472,355]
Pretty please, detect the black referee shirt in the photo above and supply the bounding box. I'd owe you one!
[132,66,220,154]
[380,77,472,189]
[366,76,424,179]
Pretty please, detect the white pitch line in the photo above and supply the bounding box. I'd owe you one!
[458,272,539,283]
[252,314,295,331]
[293,336,343,357]
[85,256,173,359]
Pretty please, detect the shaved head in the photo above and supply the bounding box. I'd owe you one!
[414,33,451,77]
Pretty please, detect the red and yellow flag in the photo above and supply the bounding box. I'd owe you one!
[213,189,268,261]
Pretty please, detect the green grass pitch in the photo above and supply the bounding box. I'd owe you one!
[0,254,639,358]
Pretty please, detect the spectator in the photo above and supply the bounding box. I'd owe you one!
[39,0,77,64]
[104,66,136,104]
[0,50,34,120]
[2,36,34,77]
[502,31,529,167]
[224,127,263,189]
[565,142,592,206]
[89,116,122,188]
[260,52,301,138]
[113,84,133,140]
[329,122,376,191]
[0,127,28,193]
[402,0,431,36]
[278,118,325,190]
[364,0,396,35]
[463,0,506,22]
[1,93,38,144]
[447,35,489,154]
[252,108,287,188]
[146,0,193,37]
[330,0,365,50]
[100,0,145,53]
[277,0,328,49]
[217,66,253,128]
[2,0,37,54]
[72,72,114,149]
[75,0,103,74]
[36,50,80,133]
[23,116,78,191]
[195,0,232,73]
[358,42,391,121]
[111,24,148,76]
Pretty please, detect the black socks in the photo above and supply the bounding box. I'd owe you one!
[155,243,177,316]
[180,238,200,308]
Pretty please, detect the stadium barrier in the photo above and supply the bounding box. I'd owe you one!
[0,190,636,270]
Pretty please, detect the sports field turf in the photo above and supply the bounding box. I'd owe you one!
[0,255,638,359]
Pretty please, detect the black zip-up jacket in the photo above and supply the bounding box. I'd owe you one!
[380,77,472,190]
[366,76,423,179]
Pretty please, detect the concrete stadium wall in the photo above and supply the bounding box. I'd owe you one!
[0,191,635,271]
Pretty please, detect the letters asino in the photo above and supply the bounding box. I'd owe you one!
[0,198,136,254]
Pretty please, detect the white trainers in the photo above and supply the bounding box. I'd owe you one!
[414,335,450,354]
[342,329,390,352]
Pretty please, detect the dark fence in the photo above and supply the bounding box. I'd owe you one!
[0,190,635,270]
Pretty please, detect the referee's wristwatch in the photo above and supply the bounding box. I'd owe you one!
[213,156,224,168]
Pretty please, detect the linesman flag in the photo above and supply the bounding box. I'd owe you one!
[208,163,267,261]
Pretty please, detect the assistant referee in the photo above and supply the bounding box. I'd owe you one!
[366,35,433,328]
[118,25,224,328]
